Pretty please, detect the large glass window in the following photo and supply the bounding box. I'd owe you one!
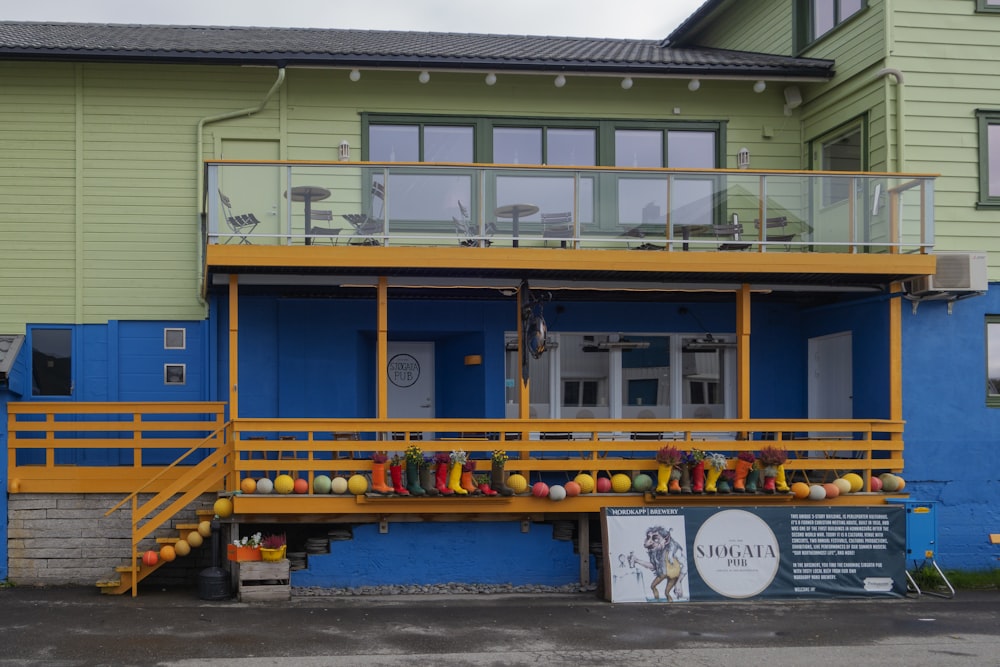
[504,331,733,419]
[796,0,866,50]
[31,328,72,396]
[977,110,1000,207]
[988,317,1000,406]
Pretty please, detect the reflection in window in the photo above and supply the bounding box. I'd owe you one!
[978,111,1000,204]
[818,123,862,206]
[988,320,1000,403]
[681,336,726,418]
[621,336,670,419]
[494,127,543,165]
[31,328,71,396]
[809,0,864,41]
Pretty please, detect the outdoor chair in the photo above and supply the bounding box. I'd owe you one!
[342,181,386,245]
[541,211,574,247]
[308,209,341,244]
[713,214,751,251]
[218,190,262,244]
[454,200,496,247]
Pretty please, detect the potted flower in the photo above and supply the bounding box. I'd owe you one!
[370,451,391,494]
[433,451,453,495]
[703,452,727,493]
[420,454,439,496]
[474,473,497,496]
[260,533,287,562]
[756,446,789,493]
[389,453,409,495]
[448,450,468,495]
[227,531,263,562]
[460,459,480,495]
[689,449,707,494]
[655,445,682,495]
[404,444,427,496]
[491,449,513,496]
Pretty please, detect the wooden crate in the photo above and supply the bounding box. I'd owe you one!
[237,559,290,602]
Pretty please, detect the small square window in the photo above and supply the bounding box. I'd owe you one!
[164,328,186,350]
[165,364,186,385]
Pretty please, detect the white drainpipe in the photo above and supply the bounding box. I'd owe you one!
[875,67,905,172]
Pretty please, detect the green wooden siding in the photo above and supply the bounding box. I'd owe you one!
[893,0,1000,265]
[684,0,794,55]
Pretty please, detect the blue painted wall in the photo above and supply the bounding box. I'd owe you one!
[902,285,1000,570]
[290,521,594,588]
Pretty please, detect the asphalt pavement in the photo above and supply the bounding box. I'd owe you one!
[1,585,997,666]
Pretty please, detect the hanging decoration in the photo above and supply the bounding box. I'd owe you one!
[519,280,550,386]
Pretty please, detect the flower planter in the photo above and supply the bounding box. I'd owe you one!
[227,545,262,562]
[260,545,287,562]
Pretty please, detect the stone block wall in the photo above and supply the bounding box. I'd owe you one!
[8,493,217,587]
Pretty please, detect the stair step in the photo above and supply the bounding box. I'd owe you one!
[175,523,201,530]
[156,537,180,544]
[117,564,146,573]
[196,509,217,518]
[96,579,121,588]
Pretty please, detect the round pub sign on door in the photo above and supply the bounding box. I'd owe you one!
[387,354,420,388]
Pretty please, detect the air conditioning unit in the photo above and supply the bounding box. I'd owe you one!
[905,252,988,295]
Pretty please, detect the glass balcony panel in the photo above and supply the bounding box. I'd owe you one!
[204,163,934,252]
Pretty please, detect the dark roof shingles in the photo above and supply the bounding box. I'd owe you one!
[0,22,832,77]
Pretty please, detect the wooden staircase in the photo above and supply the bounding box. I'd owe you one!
[96,509,218,595]
[97,428,235,596]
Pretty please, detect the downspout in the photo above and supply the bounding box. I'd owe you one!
[875,67,904,172]
[194,67,287,301]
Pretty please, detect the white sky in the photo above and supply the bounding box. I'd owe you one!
[2,0,708,39]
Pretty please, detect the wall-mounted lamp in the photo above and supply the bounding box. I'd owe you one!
[485,72,497,86]
[464,354,483,366]
[688,78,701,92]
[737,146,750,169]
[348,69,361,82]
[753,80,767,93]
[554,74,567,88]
[339,140,351,162]
[418,71,431,84]
[621,77,633,90]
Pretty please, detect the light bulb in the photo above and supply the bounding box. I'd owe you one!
[485,72,497,86]
[621,77,633,90]
[554,74,566,88]
[753,80,766,93]
[418,71,430,84]
[348,69,361,82]
[688,79,700,91]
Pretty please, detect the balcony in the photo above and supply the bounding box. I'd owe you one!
[205,162,935,255]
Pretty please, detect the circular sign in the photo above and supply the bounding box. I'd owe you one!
[387,353,420,388]
[693,509,780,599]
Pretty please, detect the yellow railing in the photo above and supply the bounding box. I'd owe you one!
[8,403,904,505]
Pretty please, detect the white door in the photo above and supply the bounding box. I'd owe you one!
[808,331,853,448]
[387,342,435,440]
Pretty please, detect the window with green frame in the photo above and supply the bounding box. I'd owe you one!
[795,0,867,51]
[811,118,865,206]
[977,110,1000,208]
[977,0,1000,13]
[987,316,1000,406]
[362,114,724,233]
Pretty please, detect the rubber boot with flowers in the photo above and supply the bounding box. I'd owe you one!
[370,452,392,495]
[419,459,439,496]
[460,461,480,495]
[404,445,426,496]
[733,451,756,493]
[757,446,788,494]
[433,452,454,495]
[775,464,790,493]
[679,453,693,494]
[744,464,759,493]
[476,474,498,496]
[703,453,726,493]
[690,450,706,494]
[490,450,514,496]
[389,456,409,495]
[655,445,682,495]
[448,450,469,495]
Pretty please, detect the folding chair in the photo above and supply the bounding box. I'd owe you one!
[218,190,262,244]
[342,181,386,245]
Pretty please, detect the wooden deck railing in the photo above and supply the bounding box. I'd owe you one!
[8,404,904,509]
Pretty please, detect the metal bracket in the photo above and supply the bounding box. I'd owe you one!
[379,519,389,534]
[520,520,530,533]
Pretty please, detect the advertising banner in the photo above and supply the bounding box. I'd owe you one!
[601,506,906,602]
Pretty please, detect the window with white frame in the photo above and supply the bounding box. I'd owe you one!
[164,327,186,350]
